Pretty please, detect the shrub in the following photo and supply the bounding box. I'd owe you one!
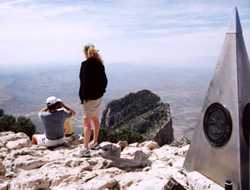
[0,111,36,138]
[0,109,4,117]
[14,116,36,138]
[0,115,16,132]
[109,128,144,144]
[99,127,108,142]
[99,127,144,144]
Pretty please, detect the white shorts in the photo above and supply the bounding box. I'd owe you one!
[33,134,64,147]
[82,98,102,118]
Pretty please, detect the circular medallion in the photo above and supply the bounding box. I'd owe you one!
[203,103,232,147]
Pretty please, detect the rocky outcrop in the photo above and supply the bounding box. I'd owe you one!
[0,131,223,190]
[101,90,174,146]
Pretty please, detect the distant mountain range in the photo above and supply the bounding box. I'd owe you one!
[0,62,214,138]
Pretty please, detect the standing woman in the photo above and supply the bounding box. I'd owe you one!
[79,44,107,157]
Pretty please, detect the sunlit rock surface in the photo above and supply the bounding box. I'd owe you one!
[0,132,223,190]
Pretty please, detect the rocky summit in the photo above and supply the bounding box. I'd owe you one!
[101,90,174,146]
[0,132,223,190]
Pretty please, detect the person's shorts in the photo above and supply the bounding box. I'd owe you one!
[82,97,102,118]
[33,134,64,147]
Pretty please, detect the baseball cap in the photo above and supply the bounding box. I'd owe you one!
[46,96,61,106]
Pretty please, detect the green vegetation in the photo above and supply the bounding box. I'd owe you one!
[0,109,36,138]
[99,127,144,144]
[0,115,16,131]
[14,116,36,138]
[0,109,4,117]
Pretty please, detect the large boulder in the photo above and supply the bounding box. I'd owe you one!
[101,90,174,146]
[154,119,174,146]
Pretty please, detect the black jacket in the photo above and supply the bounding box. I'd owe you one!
[79,57,108,103]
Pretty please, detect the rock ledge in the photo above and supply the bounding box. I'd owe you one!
[0,132,223,190]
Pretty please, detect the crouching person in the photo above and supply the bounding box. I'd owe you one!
[32,96,75,148]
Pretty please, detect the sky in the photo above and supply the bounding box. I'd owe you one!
[0,0,249,66]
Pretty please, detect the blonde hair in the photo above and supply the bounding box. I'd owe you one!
[84,44,102,62]
[84,44,94,54]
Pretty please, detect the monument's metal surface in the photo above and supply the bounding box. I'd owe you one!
[184,7,250,190]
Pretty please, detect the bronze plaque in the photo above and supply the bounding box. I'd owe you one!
[203,103,232,147]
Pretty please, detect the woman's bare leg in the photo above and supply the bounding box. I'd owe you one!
[92,116,100,144]
[31,135,37,144]
[83,116,91,149]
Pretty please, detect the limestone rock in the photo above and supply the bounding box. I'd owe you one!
[0,132,225,190]
[117,141,128,150]
[107,157,150,171]
[171,136,191,148]
[0,132,28,146]
[0,147,8,160]
[6,138,30,149]
[177,145,190,157]
[9,171,50,190]
[13,155,46,171]
[82,168,122,190]
[99,142,121,158]
[52,168,123,190]
[139,141,159,150]
[134,150,150,161]
[0,181,9,190]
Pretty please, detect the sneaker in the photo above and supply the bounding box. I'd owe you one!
[73,148,91,158]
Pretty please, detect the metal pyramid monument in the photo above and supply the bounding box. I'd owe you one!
[184,7,250,189]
